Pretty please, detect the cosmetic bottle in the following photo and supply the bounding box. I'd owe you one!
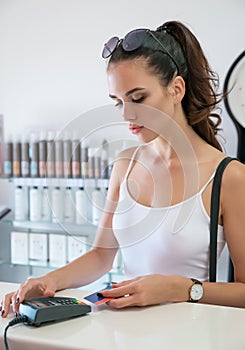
[46,131,55,178]
[75,187,87,224]
[3,135,13,177]
[30,133,39,177]
[14,186,28,221]
[29,186,41,222]
[55,134,63,178]
[91,187,105,226]
[41,186,51,222]
[107,157,114,178]
[64,187,74,223]
[101,139,109,179]
[12,136,21,177]
[51,187,64,223]
[63,132,72,178]
[21,136,30,177]
[39,131,47,178]
[88,147,95,178]
[100,149,108,179]
[71,134,80,178]
[94,148,101,179]
[80,142,88,178]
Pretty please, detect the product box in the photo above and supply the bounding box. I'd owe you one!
[49,234,67,267]
[67,235,87,263]
[29,233,48,266]
[11,231,29,265]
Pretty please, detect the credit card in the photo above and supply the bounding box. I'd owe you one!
[84,285,113,305]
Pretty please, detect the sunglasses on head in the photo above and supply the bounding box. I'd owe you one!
[102,28,180,74]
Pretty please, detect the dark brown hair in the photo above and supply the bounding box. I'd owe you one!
[108,21,223,151]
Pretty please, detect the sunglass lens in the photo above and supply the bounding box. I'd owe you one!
[102,36,120,58]
[123,29,148,51]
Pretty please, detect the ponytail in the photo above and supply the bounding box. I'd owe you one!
[161,21,222,151]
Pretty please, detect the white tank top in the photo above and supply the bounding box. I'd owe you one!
[112,146,226,281]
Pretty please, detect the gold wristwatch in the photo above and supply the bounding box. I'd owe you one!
[189,278,203,302]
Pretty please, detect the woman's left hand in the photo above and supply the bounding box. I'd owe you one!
[100,274,191,308]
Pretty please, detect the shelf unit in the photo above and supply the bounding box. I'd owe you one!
[0,176,124,286]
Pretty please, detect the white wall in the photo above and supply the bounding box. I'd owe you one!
[0,0,244,139]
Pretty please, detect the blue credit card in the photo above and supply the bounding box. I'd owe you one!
[84,285,113,305]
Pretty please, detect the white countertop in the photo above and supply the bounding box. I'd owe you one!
[0,281,245,350]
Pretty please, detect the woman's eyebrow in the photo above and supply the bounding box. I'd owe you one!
[109,87,145,99]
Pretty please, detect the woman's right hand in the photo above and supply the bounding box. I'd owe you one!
[0,275,56,317]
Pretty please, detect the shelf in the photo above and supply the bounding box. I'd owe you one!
[3,177,110,188]
[0,259,54,269]
[12,220,97,235]
[0,260,70,270]
[1,212,96,235]
[0,259,124,276]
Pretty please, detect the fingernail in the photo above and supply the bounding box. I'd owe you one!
[106,301,111,305]
[16,297,19,304]
[1,310,5,316]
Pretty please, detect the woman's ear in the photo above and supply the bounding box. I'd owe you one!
[172,76,185,104]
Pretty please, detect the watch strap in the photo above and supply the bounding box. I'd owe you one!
[191,278,202,285]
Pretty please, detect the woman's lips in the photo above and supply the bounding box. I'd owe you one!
[129,125,144,134]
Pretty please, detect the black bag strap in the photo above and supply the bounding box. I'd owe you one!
[209,157,237,282]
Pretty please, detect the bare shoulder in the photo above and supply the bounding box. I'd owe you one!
[221,159,245,207]
[115,146,138,159]
[114,146,138,164]
[112,146,139,182]
[222,158,245,188]
[218,158,245,220]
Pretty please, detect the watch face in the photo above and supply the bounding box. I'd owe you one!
[224,51,245,127]
[190,284,203,301]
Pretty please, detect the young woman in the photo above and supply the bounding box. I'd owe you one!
[1,21,245,316]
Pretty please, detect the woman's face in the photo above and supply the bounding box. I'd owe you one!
[107,59,178,143]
